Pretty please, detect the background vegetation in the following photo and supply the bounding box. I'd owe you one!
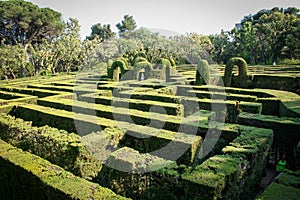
[0,0,299,80]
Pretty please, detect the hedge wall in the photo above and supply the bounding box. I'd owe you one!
[37,97,218,135]
[0,114,102,180]
[119,129,202,165]
[222,126,273,199]
[0,139,129,200]
[224,57,248,87]
[117,90,181,103]
[98,147,175,198]
[79,93,183,116]
[11,104,113,135]
[185,89,258,102]
[0,86,64,98]
[195,60,210,85]
[257,182,300,200]
[277,170,300,188]
[182,125,273,200]
[238,112,300,167]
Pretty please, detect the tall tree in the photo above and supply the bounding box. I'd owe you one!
[256,11,298,62]
[170,33,214,64]
[55,18,82,73]
[0,44,27,79]
[116,14,137,34]
[0,0,63,49]
[209,30,232,64]
[86,23,115,42]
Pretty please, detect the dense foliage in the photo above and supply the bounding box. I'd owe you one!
[0,1,299,80]
[210,7,300,64]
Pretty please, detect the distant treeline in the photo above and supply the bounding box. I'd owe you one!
[0,0,299,79]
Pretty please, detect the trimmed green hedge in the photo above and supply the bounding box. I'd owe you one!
[108,58,128,79]
[119,129,202,165]
[118,90,181,103]
[37,97,217,135]
[195,59,210,85]
[277,170,300,188]
[239,101,262,114]
[186,89,258,102]
[133,61,153,70]
[0,91,37,105]
[99,147,175,198]
[27,84,97,96]
[257,182,300,200]
[79,93,183,116]
[37,97,185,131]
[156,58,171,69]
[0,114,102,180]
[181,97,238,123]
[222,126,273,199]
[178,85,275,98]
[0,86,64,98]
[182,125,273,200]
[11,104,112,135]
[224,57,248,87]
[0,139,129,200]
[182,155,242,200]
[133,56,148,65]
[238,112,300,155]
[106,147,175,173]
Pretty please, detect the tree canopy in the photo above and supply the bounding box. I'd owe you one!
[0,0,64,49]
[86,23,116,42]
[116,14,137,34]
[210,7,300,64]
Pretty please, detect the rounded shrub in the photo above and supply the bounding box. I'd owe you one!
[134,61,153,71]
[133,56,148,65]
[118,57,129,67]
[108,59,128,78]
[106,59,113,77]
[156,58,171,69]
[134,61,153,80]
[169,58,176,67]
[224,57,248,87]
[135,51,147,59]
[195,59,210,85]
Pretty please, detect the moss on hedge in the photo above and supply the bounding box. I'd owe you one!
[0,139,129,200]
[133,56,148,65]
[79,93,183,116]
[224,57,248,87]
[257,182,300,200]
[195,60,210,85]
[0,86,64,98]
[277,170,300,188]
[0,114,102,180]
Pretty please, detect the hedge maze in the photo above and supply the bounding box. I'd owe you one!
[0,63,300,199]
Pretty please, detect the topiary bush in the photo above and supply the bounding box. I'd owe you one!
[224,57,248,87]
[195,59,210,85]
[0,139,128,200]
[133,61,153,80]
[134,61,153,70]
[156,58,171,69]
[109,58,128,80]
[169,58,176,66]
[0,114,102,180]
[133,56,148,65]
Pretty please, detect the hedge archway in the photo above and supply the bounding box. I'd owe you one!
[134,61,153,80]
[133,57,148,65]
[109,59,128,81]
[224,57,248,87]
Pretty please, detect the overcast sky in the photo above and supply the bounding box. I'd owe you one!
[28,0,300,39]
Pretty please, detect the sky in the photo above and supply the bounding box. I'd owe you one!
[28,0,300,39]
